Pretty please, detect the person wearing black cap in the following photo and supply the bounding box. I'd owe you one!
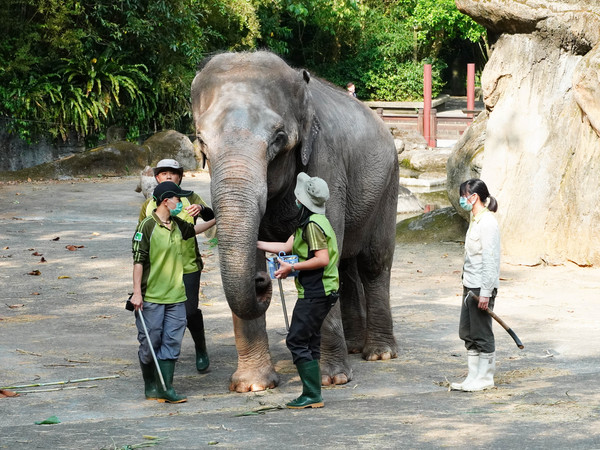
[132,181,216,403]
[257,172,339,409]
[139,159,215,373]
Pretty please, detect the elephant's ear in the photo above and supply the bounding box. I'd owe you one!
[299,69,319,166]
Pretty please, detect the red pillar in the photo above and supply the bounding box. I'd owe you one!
[467,63,475,114]
[423,64,433,147]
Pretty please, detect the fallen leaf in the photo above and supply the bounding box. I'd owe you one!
[6,304,24,309]
[31,292,40,295]
[90,256,98,259]
[2,246,9,250]
[32,251,42,256]
[0,389,19,398]
[58,275,71,279]
[65,245,84,251]
[52,237,60,241]
[28,248,35,251]
[35,415,61,425]
[92,232,100,236]
[27,177,32,182]
[28,270,41,276]
[40,257,47,263]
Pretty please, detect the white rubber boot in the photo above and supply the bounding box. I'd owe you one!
[462,351,495,392]
[450,350,480,391]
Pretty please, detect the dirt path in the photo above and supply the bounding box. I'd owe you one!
[1,175,599,449]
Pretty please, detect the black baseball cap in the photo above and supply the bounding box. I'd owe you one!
[152,181,193,203]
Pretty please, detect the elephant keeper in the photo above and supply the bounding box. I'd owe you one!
[139,158,215,373]
[257,172,339,409]
[131,181,216,403]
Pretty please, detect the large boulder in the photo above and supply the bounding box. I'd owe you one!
[142,130,198,172]
[450,0,600,266]
[446,110,488,220]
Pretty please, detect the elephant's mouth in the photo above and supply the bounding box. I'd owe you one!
[255,271,273,306]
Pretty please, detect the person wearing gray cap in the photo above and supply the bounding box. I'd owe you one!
[257,172,339,409]
[132,181,216,403]
[139,159,215,373]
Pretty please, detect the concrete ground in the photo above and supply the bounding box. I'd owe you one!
[1,173,599,449]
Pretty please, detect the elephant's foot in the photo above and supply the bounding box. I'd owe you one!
[229,364,280,393]
[362,341,398,361]
[320,360,353,386]
[345,338,365,354]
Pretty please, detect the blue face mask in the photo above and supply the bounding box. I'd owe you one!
[459,194,474,212]
[169,201,183,216]
[295,199,303,210]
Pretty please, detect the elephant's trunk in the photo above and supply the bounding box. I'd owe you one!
[211,152,272,321]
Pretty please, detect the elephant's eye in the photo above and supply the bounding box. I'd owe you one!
[272,130,287,148]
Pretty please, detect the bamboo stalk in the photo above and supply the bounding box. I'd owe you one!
[16,385,98,394]
[1,375,119,390]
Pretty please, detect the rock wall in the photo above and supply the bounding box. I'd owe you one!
[449,0,600,266]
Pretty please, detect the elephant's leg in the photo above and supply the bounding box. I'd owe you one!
[339,258,367,354]
[229,312,280,392]
[357,249,398,361]
[319,302,353,386]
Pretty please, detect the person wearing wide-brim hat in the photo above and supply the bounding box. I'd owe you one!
[139,159,215,374]
[132,181,216,403]
[257,172,340,409]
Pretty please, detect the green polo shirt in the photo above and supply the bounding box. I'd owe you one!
[139,193,206,274]
[132,213,196,304]
[293,214,339,299]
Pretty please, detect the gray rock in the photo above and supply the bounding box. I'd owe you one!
[449,1,600,266]
[143,130,197,172]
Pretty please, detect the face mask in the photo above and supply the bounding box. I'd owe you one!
[295,199,303,210]
[169,201,183,216]
[459,194,473,212]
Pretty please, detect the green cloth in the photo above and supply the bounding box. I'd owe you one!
[132,213,195,304]
[139,194,206,274]
[292,214,339,298]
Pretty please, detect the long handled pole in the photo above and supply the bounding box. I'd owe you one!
[277,278,290,331]
[138,309,167,391]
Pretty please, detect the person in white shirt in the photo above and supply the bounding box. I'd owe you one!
[451,178,501,392]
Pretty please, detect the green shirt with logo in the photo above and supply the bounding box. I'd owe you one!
[139,193,206,274]
[132,213,196,304]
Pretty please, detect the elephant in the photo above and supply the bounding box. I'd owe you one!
[191,51,398,392]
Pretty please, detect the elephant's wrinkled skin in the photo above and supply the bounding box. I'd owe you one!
[191,52,398,392]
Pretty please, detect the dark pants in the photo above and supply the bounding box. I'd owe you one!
[183,270,201,317]
[459,286,497,353]
[286,294,338,365]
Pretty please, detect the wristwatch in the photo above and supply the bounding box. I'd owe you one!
[291,264,296,272]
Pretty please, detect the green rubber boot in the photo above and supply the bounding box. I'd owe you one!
[188,311,210,373]
[156,359,187,404]
[140,360,157,400]
[286,360,324,409]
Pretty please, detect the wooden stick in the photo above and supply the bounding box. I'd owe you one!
[1,375,119,390]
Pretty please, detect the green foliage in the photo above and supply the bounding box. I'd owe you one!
[0,0,487,144]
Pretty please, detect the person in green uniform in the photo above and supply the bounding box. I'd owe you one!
[139,159,215,373]
[132,181,216,403]
[257,172,339,409]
